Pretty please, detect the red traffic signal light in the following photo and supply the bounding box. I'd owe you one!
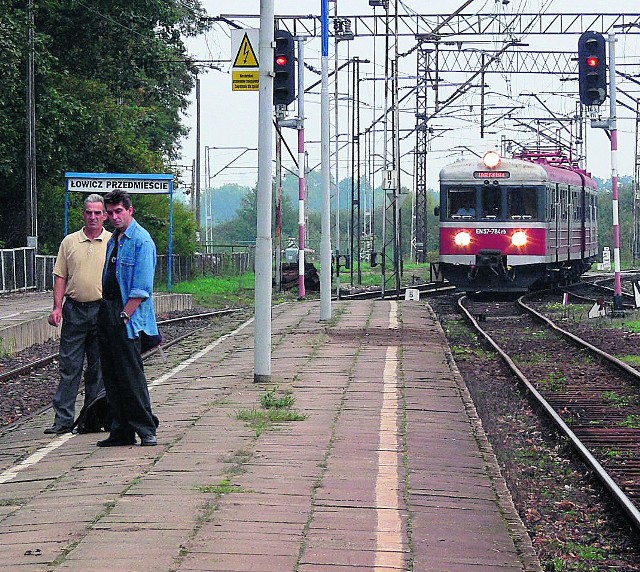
[578,31,607,106]
[273,30,296,106]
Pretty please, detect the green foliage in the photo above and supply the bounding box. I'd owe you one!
[601,391,636,408]
[236,386,306,437]
[260,386,295,409]
[618,414,640,429]
[169,274,255,308]
[205,174,440,260]
[538,371,567,392]
[195,479,246,496]
[597,177,636,264]
[0,0,208,249]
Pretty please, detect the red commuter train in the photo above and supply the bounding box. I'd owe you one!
[437,150,598,293]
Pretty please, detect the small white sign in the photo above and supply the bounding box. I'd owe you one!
[588,298,606,319]
[634,281,640,308]
[404,288,420,301]
[382,170,397,190]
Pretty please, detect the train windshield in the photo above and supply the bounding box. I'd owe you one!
[507,187,538,220]
[447,188,476,219]
[480,186,501,219]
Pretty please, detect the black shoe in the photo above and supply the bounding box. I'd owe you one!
[97,435,136,447]
[140,435,157,447]
[44,424,72,435]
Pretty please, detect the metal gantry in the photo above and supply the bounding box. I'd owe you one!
[208,10,640,291]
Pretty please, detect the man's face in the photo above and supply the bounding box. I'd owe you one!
[83,201,107,231]
[106,202,134,231]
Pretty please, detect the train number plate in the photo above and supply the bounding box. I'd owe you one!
[475,228,507,235]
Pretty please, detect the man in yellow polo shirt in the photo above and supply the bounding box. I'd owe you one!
[44,194,112,434]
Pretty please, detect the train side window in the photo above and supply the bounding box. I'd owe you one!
[447,188,476,218]
[507,187,537,220]
[560,187,568,221]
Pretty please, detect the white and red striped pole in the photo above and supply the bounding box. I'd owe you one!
[608,32,623,312]
[297,37,306,299]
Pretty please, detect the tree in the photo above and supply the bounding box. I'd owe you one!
[0,0,208,251]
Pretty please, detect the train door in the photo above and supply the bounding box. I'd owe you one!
[551,184,560,261]
[580,186,586,259]
[559,185,569,260]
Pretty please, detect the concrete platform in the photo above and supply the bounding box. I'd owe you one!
[0,299,541,571]
[0,291,192,355]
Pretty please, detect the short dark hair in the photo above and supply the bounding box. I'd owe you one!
[104,190,132,209]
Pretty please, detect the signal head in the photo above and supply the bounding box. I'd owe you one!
[578,31,607,106]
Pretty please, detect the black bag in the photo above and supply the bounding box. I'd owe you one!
[140,331,162,353]
[73,390,113,434]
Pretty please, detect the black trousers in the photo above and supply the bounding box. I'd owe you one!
[97,299,156,439]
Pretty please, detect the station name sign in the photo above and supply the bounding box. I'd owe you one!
[473,170,510,179]
[65,173,173,194]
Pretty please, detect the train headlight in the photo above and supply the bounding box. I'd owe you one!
[483,150,501,169]
[511,231,527,247]
[454,231,472,247]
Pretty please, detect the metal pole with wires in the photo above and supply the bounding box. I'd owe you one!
[254,0,274,382]
[320,0,332,320]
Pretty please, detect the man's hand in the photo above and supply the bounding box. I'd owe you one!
[48,308,62,327]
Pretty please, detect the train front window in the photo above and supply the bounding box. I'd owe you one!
[481,187,501,219]
[507,187,538,220]
[447,188,476,219]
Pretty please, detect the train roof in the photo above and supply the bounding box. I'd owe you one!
[440,154,598,190]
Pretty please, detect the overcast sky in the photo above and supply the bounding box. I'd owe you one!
[178,1,640,193]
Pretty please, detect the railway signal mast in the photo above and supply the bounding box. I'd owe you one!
[579,31,623,313]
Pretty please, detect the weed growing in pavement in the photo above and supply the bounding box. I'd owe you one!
[537,371,567,392]
[195,479,247,496]
[260,386,295,409]
[0,498,26,506]
[236,408,307,437]
[236,387,307,437]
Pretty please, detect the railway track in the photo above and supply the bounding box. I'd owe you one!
[0,308,249,432]
[458,294,640,531]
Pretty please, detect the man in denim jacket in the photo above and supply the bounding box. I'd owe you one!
[97,189,159,447]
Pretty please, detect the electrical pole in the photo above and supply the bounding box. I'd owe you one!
[195,75,201,237]
[26,0,37,249]
[254,0,274,382]
[320,0,332,320]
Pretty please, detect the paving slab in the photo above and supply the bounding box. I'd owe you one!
[0,299,541,571]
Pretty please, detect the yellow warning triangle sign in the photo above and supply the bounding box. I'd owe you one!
[233,33,259,68]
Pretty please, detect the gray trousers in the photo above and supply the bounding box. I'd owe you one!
[52,299,103,427]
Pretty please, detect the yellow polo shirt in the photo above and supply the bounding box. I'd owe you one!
[53,228,112,303]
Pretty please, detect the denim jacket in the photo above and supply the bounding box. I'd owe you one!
[103,218,159,340]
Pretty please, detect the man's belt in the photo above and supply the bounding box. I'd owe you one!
[68,298,102,307]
